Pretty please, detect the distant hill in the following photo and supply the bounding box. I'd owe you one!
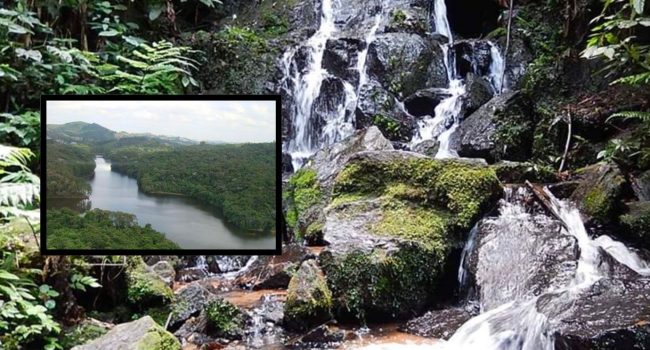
[47,122,116,144]
[47,121,203,146]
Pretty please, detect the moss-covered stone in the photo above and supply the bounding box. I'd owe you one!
[204,299,246,339]
[620,201,650,248]
[570,163,627,223]
[60,322,109,349]
[320,152,501,321]
[126,257,173,308]
[284,168,324,238]
[72,316,179,350]
[284,260,333,331]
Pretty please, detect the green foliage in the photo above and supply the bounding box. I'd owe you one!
[125,257,173,309]
[47,208,181,249]
[284,169,322,235]
[0,145,40,219]
[0,112,40,149]
[372,114,401,140]
[59,323,108,349]
[106,142,276,231]
[204,299,244,338]
[100,40,201,93]
[0,253,61,350]
[46,142,95,198]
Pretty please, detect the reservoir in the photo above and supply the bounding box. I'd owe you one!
[48,157,276,250]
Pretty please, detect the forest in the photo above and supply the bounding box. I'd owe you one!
[2,0,650,349]
[47,208,181,249]
[46,142,95,198]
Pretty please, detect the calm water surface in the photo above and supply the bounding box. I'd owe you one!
[49,157,276,249]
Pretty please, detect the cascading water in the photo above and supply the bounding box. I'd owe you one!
[410,0,506,158]
[282,2,383,170]
[435,187,650,350]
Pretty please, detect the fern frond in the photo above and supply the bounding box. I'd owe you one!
[606,110,650,123]
[0,145,33,170]
[0,183,40,207]
[613,71,650,85]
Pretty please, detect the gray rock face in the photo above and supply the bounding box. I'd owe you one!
[462,74,494,115]
[355,82,414,142]
[306,126,394,193]
[323,38,365,84]
[169,283,219,330]
[403,88,449,118]
[401,308,472,339]
[466,190,579,311]
[367,33,447,98]
[151,261,175,286]
[450,91,533,163]
[72,316,180,350]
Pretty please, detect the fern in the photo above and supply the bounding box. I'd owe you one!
[0,145,39,218]
[613,71,650,86]
[607,110,650,123]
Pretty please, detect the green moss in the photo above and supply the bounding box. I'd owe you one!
[134,323,180,350]
[583,186,612,221]
[334,158,501,231]
[330,192,368,208]
[284,261,333,330]
[305,221,324,240]
[285,169,323,230]
[321,245,443,321]
[140,305,172,326]
[59,323,108,349]
[392,9,407,24]
[126,257,173,308]
[373,200,451,252]
[204,299,245,338]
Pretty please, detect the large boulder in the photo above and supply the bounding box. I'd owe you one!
[401,307,472,340]
[366,33,447,98]
[168,282,219,330]
[283,259,333,331]
[234,244,311,290]
[465,188,579,310]
[450,90,534,163]
[318,150,501,320]
[72,316,180,350]
[569,163,627,225]
[125,257,173,308]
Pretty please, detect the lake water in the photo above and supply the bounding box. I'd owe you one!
[48,157,276,250]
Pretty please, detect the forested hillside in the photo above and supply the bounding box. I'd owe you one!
[47,122,116,144]
[46,142,95,197]
[47,209,180,249]
[109,142,277,231]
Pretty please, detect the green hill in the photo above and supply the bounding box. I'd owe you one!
[47,122,116,144]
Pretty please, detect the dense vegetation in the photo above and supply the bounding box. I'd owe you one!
[46,142,95,197]
[47,208,180,249]
[108,142,277,231]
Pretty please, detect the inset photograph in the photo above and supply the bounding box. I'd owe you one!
[42,96,280,254]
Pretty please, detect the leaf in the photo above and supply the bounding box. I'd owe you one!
[148,5,163,21]
[45,300,56,310]
[0,271,20,280]
[633,0,645,14]
[98,29,119,37]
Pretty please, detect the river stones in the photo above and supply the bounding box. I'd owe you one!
[234,244,311,290]
[283,259,333,331]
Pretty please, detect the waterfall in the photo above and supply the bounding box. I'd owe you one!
[457,222,479,291]
[282,2,383,170]
[411,0,506,158]
[437,187,650,350]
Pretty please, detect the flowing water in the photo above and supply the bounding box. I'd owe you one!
[410,0,505,157]
[432,187,650,350]
[282,1,383,170]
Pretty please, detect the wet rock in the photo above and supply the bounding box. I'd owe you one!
[633,170,650,201]
[168,283,219,330]
[323,38,365,84]
[282,153,294,174]
[401,307,472,340]
[384,7,428,36]
[541,277,650,350]
[283,260,333,331]
[403,88,449,117]
[547,181,581,199]
[151,261,175,286]
[319,151,501,319]
[292,325,346,348]
[463,74,494,115]
[235,244,311,290]
[497,34,533,89]
[467,191,580,310]
[367,33,447,98]
[450,90,534,163]
[569,163,627,224]
[72,316,180,350]
[491,161,558,184]
[213,256,251,273]
[412,139,439,157]
[620,201,650,249]
[176,268,209,282]
[453,40,494,79]
[355,82,414,142]
[175,299,247,342]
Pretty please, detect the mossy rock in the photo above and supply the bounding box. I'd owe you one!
[126,257,173,309]
[72,316,180,350]
[284,259,333,331]
[620,201,650,248]
[570,163,627,224]
[283,168,325,241]
[60,321,109,349]
[319,151,501,321]
[204,299,247,339]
